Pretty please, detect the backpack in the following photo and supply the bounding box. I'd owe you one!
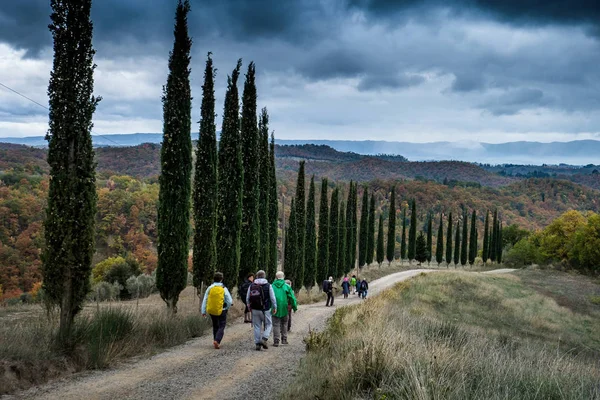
[360,280,368,290]
[206,286,225,316]
[248,283,266,310]
[322,280,331,293]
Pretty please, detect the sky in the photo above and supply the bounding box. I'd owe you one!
[0,0,599,143]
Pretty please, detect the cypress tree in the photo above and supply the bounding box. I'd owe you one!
[358,187,369,267]
[453,221,460,266]
[436,213,444,265]
[461,210,468,266]
[376,214,385,266]
[303,176,317,290]
[469,210,477,265]
[482,210,490,263]
[258,108,270,275]
[328,188,340,278]
[239,62,260,285]
[426,212,433,265]
[351,183,359,270]
[345,181,355,274]
[415,232,428,264]
[268,133,278,279]
[43,0,100,340]
[386,186,396,265]
[408,200,417,262]
[192,52,217,292]
[446,212,453,266]
[490,210,498,262]
[401,207,407,260]
[216,60,243,290]
[284,199,297,283]
[317,179,329,281]
[339,200,347,278]
[156,0,193,312]
[497,220,503,263]
[294,162,306,289]
[366,193,376,265]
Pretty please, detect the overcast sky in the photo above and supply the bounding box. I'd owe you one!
[1,0,599,142]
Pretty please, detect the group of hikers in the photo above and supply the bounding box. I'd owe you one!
[201,269,368,349]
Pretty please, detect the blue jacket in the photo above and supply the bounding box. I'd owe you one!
[201,283,233,315]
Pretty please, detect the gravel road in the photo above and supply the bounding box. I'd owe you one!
[8,268,513,400]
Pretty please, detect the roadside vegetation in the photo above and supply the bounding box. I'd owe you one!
[286,271,600,399]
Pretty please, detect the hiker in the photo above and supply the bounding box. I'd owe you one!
[239,272,254,323]
[350,275,357,295]
[201,272,233,349]
[359,279,369,299]
[272,271,298,346]
[323,276,334,307]
[341,276,350,299]
[285,279,293,332]
[246,270,277,351]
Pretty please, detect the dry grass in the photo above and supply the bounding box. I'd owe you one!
[285,271,600,400]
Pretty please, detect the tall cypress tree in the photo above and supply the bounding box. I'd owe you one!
[216,60,243,290]
[446,212,453,267]
[461,210,468,266]
[156,0,193,312]
[258,108,270,275]
[490,210,498,262]
[497,220,503,263]
[436,213,444,265]
[329,188,340,278]
[376,214,385,266]
[358,187,369,267]
[43,0,100,340]
[317,179,329,281]
[469,210,477,265]
[284,199,297,284]
[386,186,396,265]
[408,200,417,262]
[482,210,490,263]
[303,176,317,290]
[351,183,359,270]
[192,52,217,292]
[401,207,407,260]
[294,162,306,290]
[415,232,428,264]
[239,62,260,285]
[345,181,355,274]
[268,133,278,279]
[453,221,461,266]
[426,212,433,265]
[339,200,347,278]
[367,193,376,265]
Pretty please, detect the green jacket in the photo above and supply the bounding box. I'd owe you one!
[272,279,297,318]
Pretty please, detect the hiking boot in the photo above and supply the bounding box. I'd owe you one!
[273,341,279,347]
[213,341,220,349]
[255,344,262,351]
[261,338,269,349]
[282,339,288,345]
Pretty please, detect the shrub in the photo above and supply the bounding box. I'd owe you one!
[89,281,120,302]
[126,274,156,299]
[504,237,542,267]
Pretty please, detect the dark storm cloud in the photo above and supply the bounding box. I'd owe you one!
[357,73,425,91]
[348,0,600,27]
[479,88,552,116]
[0,0,329,55]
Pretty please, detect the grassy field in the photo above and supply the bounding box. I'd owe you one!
[285,270,600,399]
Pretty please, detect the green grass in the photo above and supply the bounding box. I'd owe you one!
[286,271,600,400]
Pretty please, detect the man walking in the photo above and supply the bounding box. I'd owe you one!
[247,270,277,351]
[201,272,233,349]
[272,271,297,346]
[323,276,334,307]
[239,272,254,323]
[285,279,293,332]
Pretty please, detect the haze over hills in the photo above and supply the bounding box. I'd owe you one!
[1,133,598,165]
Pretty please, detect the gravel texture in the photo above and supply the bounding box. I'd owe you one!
[7,269,513,400]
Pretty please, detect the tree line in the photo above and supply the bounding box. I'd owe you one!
[41,0,279,342]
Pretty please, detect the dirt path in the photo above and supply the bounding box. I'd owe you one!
[9,268,513,400]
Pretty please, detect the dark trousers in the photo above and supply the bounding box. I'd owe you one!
[326,291,334,306]
[210,310,228,344]
[287,311,292,331]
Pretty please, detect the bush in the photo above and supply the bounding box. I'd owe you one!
[504,238,542,267]
[92,256,142,299]
[126,274,156,299]
[89,281,120,302]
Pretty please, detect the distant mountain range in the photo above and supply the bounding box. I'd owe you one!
[1,133,599,165]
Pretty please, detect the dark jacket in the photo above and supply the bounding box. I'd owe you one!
[360,280,369,291]
[322,280,333,293]
[239,279,252,304]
